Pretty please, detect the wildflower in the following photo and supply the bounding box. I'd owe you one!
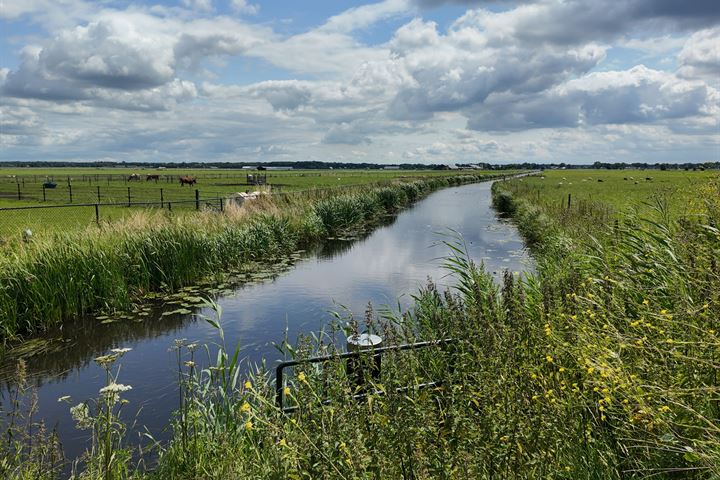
[659,406,671,413]
[565,466,572,472]
[530,373,537,380]
[298,372,307,383]
[244,421,253,431]
[94,354,118,367]
[642,299,649,306]
[587,367,594,374]
[665,338,674,344]
[570,315,577,321]
[702,303,709,309]
[70,403,93,430]
[284,387,291,396]
[99,383,132,395]
[660,309,668,315]
[244,380,252,389]
[559,367,566,373]
[240,402,251,413]
[279,438,287,447]
[500,435,509,442]
[545,355,554,363]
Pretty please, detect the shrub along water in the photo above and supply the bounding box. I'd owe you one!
[0,175,491,342]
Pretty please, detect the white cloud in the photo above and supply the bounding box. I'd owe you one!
[677,27,720,84]
[230,0,259,15]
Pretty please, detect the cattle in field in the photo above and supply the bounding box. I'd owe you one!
[146,174,160,182]
[179,176,197,186]
[128,174,141,181]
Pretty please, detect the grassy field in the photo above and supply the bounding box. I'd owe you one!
[2,169,717,479]
[0,168,500,241]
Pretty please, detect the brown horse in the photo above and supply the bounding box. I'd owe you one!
[179,176,197,186]
[146,174,160,182]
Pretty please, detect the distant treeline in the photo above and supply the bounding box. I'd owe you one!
[0,160,717,170]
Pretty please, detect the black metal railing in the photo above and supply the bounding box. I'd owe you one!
[275,338,456,413]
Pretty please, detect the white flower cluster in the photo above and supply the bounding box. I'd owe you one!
[99,383,133,395]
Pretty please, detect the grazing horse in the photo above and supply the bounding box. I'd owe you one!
[128,174,141,181]
[179,176,197,186]
[146,174,160,182]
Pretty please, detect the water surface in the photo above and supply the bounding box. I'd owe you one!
[1,180,531,464]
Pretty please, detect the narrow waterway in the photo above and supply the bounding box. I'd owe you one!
[1,180,531,465]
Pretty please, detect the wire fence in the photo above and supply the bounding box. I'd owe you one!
[0,190,229,241]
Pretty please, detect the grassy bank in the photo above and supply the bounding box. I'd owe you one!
[0,174,497,342]
[2,170,717,479]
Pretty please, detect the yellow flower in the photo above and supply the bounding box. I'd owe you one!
[559,367,566,372]
[283,387,291,396]
[240,402,251,413]
[660,309,668,315]
[545,355,554,363]
[244,421,253,431]
[570,315,577,321]
[642,299,649,306]
[279,438,287,447]
[244,381,252,389]
[659,406,671,413]
[297,372,307,383]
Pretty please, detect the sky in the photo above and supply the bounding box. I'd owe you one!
[0,0,718,165]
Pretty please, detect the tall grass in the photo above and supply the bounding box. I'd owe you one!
[0,174,491,342]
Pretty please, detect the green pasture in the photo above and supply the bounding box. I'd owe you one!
[0,168,504,241]
[506,169,717,228]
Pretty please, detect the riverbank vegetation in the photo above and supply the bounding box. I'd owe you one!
[0,174,500,343]
[2,170,717,478]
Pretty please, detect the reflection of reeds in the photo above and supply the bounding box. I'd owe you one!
[0,174,494,342]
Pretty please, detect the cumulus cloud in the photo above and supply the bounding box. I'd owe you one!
[414,0,720,39]
[245,81,315,111]
[386,18,606,121]
[465,66,714,131]
[230,0,260,15]
[677,27,720,82]
[1,9,269,109]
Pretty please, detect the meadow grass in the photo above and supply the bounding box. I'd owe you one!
[1,169,717,479]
